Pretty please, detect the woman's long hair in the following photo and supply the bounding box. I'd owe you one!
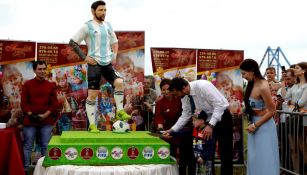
[295,62,307,83]
[240,59,265,121]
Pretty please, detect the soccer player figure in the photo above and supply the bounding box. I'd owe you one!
[69,0,130,133]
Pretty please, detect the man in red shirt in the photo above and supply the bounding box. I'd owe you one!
[154,78,196,175]
[21,61,59,175]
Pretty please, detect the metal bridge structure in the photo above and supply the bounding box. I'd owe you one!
[259,46,291,80]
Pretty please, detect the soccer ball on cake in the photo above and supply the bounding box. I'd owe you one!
[112,120,130,133]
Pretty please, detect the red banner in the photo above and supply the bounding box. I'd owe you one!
[37,43,87,67]
[116,31,145,52]
[0,40,35,65]
[196,49,244,164]
[150,47,197,94]
[151,48,196,73]
[197,49,243,73]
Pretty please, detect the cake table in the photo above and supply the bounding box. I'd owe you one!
[43,131,175,166]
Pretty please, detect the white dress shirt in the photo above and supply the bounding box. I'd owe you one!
[285,83,307,109]
[171,80,229,132]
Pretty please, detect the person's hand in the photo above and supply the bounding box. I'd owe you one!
[124,104,133,114]
[163,128,173,139]
[27,111,32,116]
[144,102,153,111]
[245,123,257,134]
[111,57,117,65]
[38,114,48,121]
[202,125,213,140]
[85,56,97,65]
[6,118,18,128]
[157,127,172,140]
[276,96,284,110]
[197,157,204,164]
[11,108,22,119]
[157,124,163,130]
[144,102,150,107]
[276,96,284,103]
[111,52,117,65]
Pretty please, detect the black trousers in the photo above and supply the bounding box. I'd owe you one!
[212,109,233,175]
[178,129,196,175]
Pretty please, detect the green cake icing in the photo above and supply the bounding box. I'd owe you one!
[43,131,175,167]
[60,131,162,143]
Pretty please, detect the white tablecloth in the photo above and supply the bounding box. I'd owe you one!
[34,157,179,175]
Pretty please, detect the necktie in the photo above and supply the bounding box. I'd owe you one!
[188,95,196,114]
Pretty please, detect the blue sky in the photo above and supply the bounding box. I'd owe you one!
[1,0,307,75]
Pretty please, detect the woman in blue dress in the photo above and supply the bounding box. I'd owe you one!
[240,58,280,175]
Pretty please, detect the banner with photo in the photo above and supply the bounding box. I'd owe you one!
[0,39,36,127]
[10,32,146,133]
[0,34,145,163]
[197,49,244,164]
[37,42,87,67]
[37,42,88,132]
[150,47,197,95]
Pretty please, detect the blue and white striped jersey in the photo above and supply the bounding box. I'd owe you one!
[72,20,118,65]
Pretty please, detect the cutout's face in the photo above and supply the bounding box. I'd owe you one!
[7,74,22,86]
[221,80,233,91]
[92,5,106,22]
[56,75,68,88]
[122,63,134,75]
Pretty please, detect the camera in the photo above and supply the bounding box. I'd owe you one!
[281,66,286,72]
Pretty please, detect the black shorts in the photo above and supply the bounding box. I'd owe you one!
[87,64,120,89]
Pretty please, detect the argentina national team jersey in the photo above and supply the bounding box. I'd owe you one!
[72,20,118,65]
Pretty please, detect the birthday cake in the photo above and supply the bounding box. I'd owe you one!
[43,131,174,166]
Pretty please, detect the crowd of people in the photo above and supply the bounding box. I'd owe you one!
[0,0,306,174]
[272,62,307,174]
[2,59,307,175]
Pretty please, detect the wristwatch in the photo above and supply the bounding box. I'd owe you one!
[209,124,214,129]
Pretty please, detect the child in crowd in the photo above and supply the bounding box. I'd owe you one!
[265,67,282,109]
[265,67,279,83]
[192,110,216,175]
